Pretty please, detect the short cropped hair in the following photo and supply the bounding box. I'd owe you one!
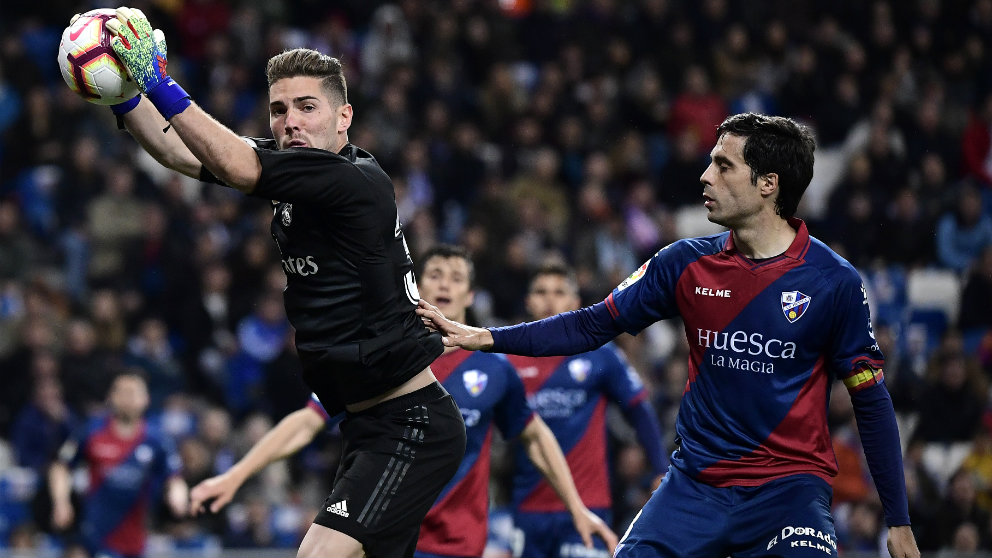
[530,262,579,297]
[717,113,815,218]
[266,48,348,106]
[418,244,475,288]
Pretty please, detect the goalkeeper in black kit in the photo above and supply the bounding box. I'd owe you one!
[94,7,466,558]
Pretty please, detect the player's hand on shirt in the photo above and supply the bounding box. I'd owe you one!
[417,299,495,351]
[105,7,169,92]
[189,473,239,516]
[51,499,74,530]
[572,507,619,554]
[886,525,920,558]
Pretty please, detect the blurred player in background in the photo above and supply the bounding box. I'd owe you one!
[189,245,617,557]
[419,113,920,558]
[98,8,465,557]
[49,371,187,558]
[502,263,667,558]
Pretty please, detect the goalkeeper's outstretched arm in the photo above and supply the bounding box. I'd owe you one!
[122,99,202,179]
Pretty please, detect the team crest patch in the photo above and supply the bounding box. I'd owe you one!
[463,370,488,396]
[568,359,592,383]
[617,260,650,292]
[781,291,811,323]
[281,203,293,226]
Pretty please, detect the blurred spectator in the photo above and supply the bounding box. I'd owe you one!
[961,91,992,188]
[916,152,957,224]
[835,500,883,555]
[880,188,933,267]
[904,98,959,174]
[0,202,38,281]
[668,65,727,157]
[125,317,185,412]
[658,128,708,208]
[903,442,941,551]
[935,183,992,273]
[912,342,986,489]
[59,318,118,416]
[88,289,128,354]
[85,163,147,288]
[10,374,73,472]
[359,4,417,94]
[958,245,992,332]
[960,426,992,512]
[933,470,992,551]
[0,316,58,435]
[198,406,236,477]
[225,295,290,418]
[177,262,238,402]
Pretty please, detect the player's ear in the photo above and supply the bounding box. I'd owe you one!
[338,103,353,133]
[466,289,475,307]
[759,173,778,196]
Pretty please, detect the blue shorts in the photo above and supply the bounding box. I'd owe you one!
[616,466,837,558]
[514,508,613,558]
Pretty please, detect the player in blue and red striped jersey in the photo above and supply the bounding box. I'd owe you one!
[505,264,668,558]
[189,245,617,558]
[418,113,920,558]
[49,372,187,558]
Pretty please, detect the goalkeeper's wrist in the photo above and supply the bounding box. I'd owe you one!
[146,77,191,120]
[110,95,141,116]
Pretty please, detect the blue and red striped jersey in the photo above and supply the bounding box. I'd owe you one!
[507,343,646,512]
[605,219,883,487]
[310,349,534,557]
[62,416,181,556]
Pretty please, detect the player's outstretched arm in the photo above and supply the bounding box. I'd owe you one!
[886,526,920,558]
[62,13,201,179]
[122,100,203,178]
[189,406,326,515]
[107,7,259,192]
[518,416,619,553]
[417,299,494,350]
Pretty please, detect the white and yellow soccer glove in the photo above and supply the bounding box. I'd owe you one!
[106,7,190,120]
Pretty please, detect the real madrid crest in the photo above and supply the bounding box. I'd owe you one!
[281,203,293,226]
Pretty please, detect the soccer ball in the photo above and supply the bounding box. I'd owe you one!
[57,9,139,105]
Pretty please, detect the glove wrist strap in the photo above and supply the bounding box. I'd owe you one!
[110,95,141,116]
[146,77,191,120]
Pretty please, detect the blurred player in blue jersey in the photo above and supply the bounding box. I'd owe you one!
[506,263,667,558]
[49,372,187,558]
[189,245,617,557]
[419,113,921,558]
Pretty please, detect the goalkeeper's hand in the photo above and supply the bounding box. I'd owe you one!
[105,7,168,93]
[106,7,190,120]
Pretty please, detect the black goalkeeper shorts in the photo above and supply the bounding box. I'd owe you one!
[313,381,466,558]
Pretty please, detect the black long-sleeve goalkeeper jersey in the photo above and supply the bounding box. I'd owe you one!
[201,140,442,408]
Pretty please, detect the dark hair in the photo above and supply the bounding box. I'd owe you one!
[111,368,149,387]
[417,244,475,287]
[266,48,348,106]
[530,261,579,296]
[716,113,815,218]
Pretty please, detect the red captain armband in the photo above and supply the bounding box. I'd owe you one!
[842,366,884,393]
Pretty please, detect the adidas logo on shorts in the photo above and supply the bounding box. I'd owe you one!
[326,500,349,518]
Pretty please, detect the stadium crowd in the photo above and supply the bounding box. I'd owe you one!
[1,0,992,556]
